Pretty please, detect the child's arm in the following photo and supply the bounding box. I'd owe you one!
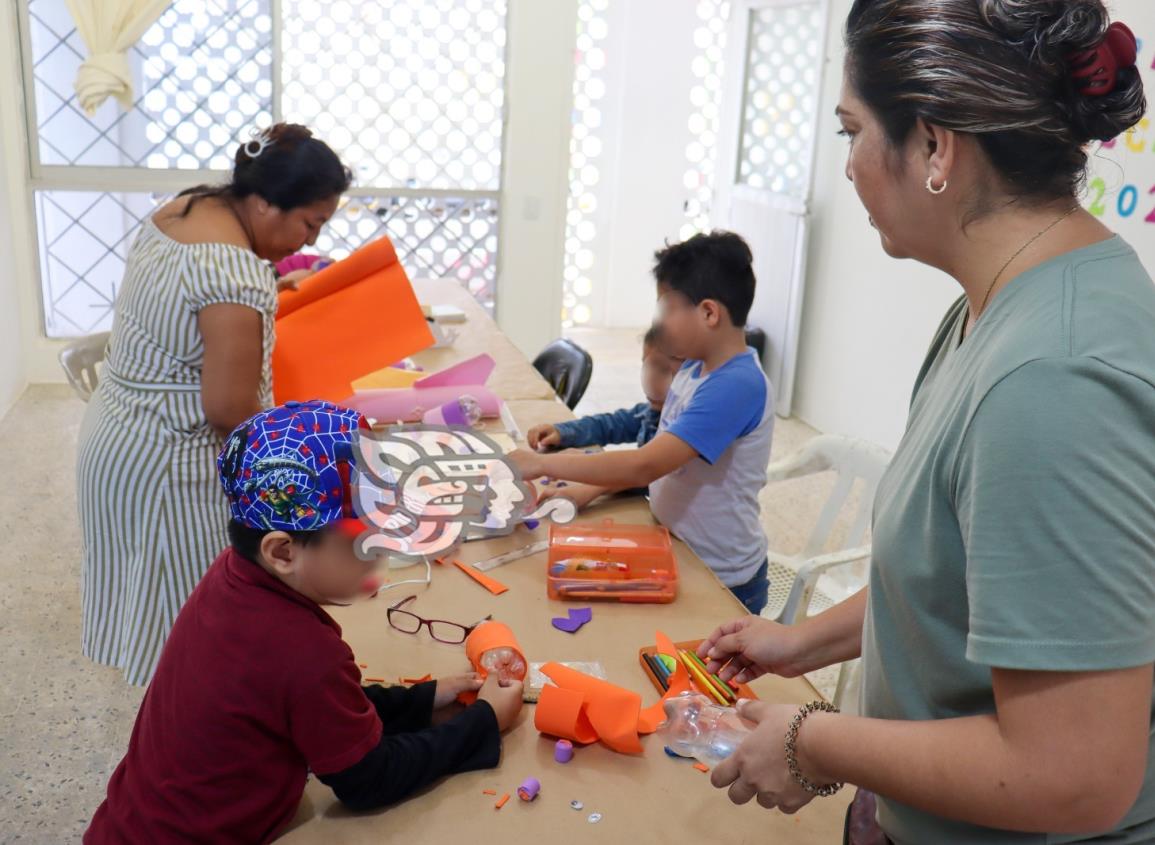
[552,404,648,449]
[361,682,436,734]
[317,699,502,811]
[510,432,697,488]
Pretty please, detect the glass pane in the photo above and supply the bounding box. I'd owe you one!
[736,2,823,198]
[26,0,273,169]
[315,195,500,314]
[428,620,468,643]
[560,0,610,329]
[680,0,731,240]
[281,0,507,191]
[35,190,162,337]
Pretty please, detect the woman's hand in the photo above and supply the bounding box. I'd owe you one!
[276,268,315,291]
[711,699,821,814]
[432,673,483,708]
[697,616,807,682]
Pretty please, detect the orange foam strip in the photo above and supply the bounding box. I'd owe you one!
[452,559,509,595]
[273,236,434,403]
[482,789,497,796]
[495,794,510,809]
[534,684,599,745]
[539,662,644,754]
[637,631,692,733]
[693,763,710,773]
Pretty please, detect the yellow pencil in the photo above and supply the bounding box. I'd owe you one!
[679,651,728,705]
[680,649,735,703]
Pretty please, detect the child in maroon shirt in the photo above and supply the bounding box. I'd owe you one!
[85,401,524,844]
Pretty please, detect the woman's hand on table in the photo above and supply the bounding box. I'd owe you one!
[698,616,807,683]
[527,423,561,451]
[711,699,821,814]
[432,673,483,708]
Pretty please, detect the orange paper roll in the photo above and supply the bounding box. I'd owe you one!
[459,621,526,705]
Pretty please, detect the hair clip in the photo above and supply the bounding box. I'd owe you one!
[1067,21,1138,97]
[242,127,273,159]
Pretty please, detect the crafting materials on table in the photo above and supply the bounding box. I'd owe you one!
[638,638,757,702]
[460,621,527,705]
[525,661,606,703]
[452,559,509,595]
[517,778,541,801]
[546,520,678,603]
[472,540,549,572]
[551,607,593,634]
[345,354,504,423]
[532,632,690,754]
[554,739,574,763]
[274,236,434,403]
[495,794,510,810]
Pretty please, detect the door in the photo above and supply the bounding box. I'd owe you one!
[713,0,828,417]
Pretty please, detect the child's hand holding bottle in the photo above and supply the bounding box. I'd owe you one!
[477,674,524,731]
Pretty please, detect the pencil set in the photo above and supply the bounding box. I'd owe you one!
[638,638,759,703]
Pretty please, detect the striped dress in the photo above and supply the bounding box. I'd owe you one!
[77,217,277,686]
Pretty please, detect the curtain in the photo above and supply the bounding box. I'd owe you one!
[65,0,173,115]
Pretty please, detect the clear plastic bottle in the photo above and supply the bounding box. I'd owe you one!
[659,692,751,766]
[479,646,527,684]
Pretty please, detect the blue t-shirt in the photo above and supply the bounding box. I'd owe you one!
[649,349,774,587]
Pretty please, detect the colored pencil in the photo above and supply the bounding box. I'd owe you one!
[683,648,737,702]
[643,653,669,690]
[678,651,728,705]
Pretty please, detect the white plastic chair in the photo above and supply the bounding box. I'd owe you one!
[762,434,891,710]
[58,332,110,402]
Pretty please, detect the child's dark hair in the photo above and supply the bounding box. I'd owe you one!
[652,231,756,327]
[228,519,324,564]
[178,123,352,216]
[643,324,683,358]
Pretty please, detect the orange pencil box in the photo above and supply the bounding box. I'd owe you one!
[546,519,677,603]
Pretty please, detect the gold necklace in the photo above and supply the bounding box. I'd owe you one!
[974,205,1080,322]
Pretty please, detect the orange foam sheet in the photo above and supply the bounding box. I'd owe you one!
[273,236,434,403]
[534,631,690,754]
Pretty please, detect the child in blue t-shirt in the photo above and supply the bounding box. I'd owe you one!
[510,231,774,613]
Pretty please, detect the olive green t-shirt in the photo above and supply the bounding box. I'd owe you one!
[862,237,1155,844]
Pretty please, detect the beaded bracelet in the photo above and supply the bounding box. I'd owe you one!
[783,700,843,797]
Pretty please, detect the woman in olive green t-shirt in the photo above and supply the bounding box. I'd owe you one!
[697,2,1155,843]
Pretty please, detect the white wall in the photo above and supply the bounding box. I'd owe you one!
[495,0,578,359]
[0,0,30,416]
[791,0,1155,450]
[596,0,699,328]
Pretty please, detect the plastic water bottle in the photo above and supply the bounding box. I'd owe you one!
[479,647,527,684]
[660,692,751,766]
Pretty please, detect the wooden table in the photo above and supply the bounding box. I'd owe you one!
[280,286,851,844]
[351,278,560,402]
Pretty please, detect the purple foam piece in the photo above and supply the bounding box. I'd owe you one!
[523,518,540,530]
[551,607,593,634]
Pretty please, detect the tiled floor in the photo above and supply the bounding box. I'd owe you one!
[0,332,864,841]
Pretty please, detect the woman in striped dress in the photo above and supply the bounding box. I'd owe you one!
[77,124,351,685]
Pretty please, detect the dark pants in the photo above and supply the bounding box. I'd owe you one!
[728,558,770,615]
[843,789,892,845]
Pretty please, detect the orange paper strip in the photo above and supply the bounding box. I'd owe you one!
[273,236,434,403]
[452,559,509,595]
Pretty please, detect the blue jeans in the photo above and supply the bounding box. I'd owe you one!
[728,558,769,615]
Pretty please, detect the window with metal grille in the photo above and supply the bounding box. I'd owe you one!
[18,0,507,337]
